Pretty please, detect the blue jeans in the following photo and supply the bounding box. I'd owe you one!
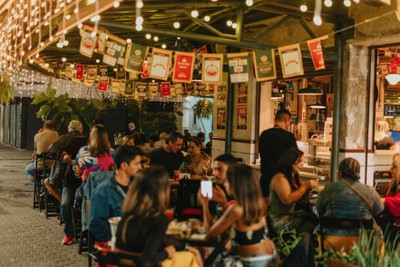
[61,186,76,237]
[25,161,36,185]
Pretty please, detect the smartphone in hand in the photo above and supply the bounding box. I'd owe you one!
[201,180,213,199]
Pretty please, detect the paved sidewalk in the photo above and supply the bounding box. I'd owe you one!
[0,143,87,266]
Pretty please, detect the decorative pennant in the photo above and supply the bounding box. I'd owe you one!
[75,64,85,80]
[98,78,109,91]
[111,79,121,94]
[172,51,195,83]
[149,48,172,80]
[278,44,304,78]
[128,72,138,80]
[160,82,171,97]
[252,49,277,81]
[202,54,223,84]
[125,80,134,96]
[86,65,97,80]
[65,65,74,79]
[135,82,148,99]
[170,84,176,98]
[307,39,326,71]
[80,30,97,58]
[227,52,249,83]
[116,65,126,79]
[149,82,159,98]
[125,43,148,74]
[103,35,126,67]
[96,30,108,54]
[174,83,184,98]
[84,79,95,87]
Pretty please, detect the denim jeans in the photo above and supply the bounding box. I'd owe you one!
[61,186,76,237]
[25,161,36,185]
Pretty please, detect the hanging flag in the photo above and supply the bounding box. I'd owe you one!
[307,39,326,70]
[278,44,304,78]
[80,30,97,58]
[252,49,277,81]
[149,48,173,81]
[98,78,109,91]
[149,82,159,98]
[136,82,148,99]
[96,30,108,54]
[125,43,148,74]
[65,65,74,79]
[75,64,84,80]
[103,35,126,67]
[172,51,195,83]
[86,65,97,80]
[227,52,249,83]
[125,80,134,96]
[160,82,171,97]
[202,54,224,84]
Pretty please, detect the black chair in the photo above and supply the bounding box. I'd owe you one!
[176,179,202,220]
[374,171,392,196]
[32,153,51,210]
[90,248,141,267]
[42,153,61,219]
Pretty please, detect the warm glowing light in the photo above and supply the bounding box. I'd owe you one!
[204,15,210,22]
[153,36,159,41]
[126,38,132,43]
[90,15,101,22]
[324,0,333,7]
[162,44,166,49]
[136,24,143,31]
[96,59,100,63]
[145,33,151,39]
[113,1,120,8]
[173,21,180,29]
[88,0,96,4]
[62,57,67,62]
[63,40,69,46]
[226,20,232,26]
[78,23,83,29]
[245,0,254,6]
[313,15,322,25]
[136,16,143,25]
[344,0,351,7]
[191,10,199,18]
[136,0,143,8]
[70,64,75,68]
[232,23,237,29]
[44,63,49,68]
[300,4,308,12]
[29,58,34,64]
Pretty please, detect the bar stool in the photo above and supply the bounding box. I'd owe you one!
[32,153,50,210]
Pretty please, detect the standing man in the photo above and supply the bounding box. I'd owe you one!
[259,109,297,201]
[150,132,184,178]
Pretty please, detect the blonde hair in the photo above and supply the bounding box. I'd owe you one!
[89,124,111,156]
[387,153,400,195]
[375,120,390,142]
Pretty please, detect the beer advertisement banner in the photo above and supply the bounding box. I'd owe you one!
[252,49,277,81]
[65,65,74,79]
[136,82,148,99]
[103,35,126,67]
[86,65,97,80]
[149,48,172,81]
[227,52,249,83]
[125,80,134,96]
[98,78,109,91]
[160,82,171,97]
[125,43,148,74]
[172,51,195,83]
[149,83,159,98]
[80,30,97,58]
[307,39,326,71]
[278,44,304,78]
[202,54,223,84]
[75,64,84,80]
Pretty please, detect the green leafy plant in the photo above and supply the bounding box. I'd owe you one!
[0,72,14,105]
[192,98,213,120]
[272,228,303,258]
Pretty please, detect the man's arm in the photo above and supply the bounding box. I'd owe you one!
[89,190,111,242]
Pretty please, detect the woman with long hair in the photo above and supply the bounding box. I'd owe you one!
[200,164,278,267]
[269,147,318,234]
[374,119,395,150]
[73,124,115,182]
[179,136,211,178]
[116,165,202,267]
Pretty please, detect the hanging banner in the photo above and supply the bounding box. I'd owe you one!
[172,51,195,83]
[65,65,74,79]
[125,80,134,96]
[86,65,97,80]
[98,78,109,91]
[149,48,172,80]
[252,49,277,81]
[278,44,304,78]
[125,43,148,74]
[96,30,108,54]
[170,84,176,98]
[84,79,95,87]
[75,64,84,80]
[227,52,249,83]
[160,82,171,97]
[307,39,326,71]
[128,72,138,80]
[174,83,185,98]
[136,82,148,99]
[116,65,126,79]
[80,30,97,58]
[149,82,159,97]
[103,35,126,67]
[202,53,223,84]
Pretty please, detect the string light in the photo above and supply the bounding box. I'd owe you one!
[153,36,159,41]
[344,0,351,7]
[113,1,120,8]
[245,0,254,6]
[191,10,199,18]
[300,4,308,12]
[162,44,166,49]
[226,19,233,26]
[145,33,151,39]
[324,0,333,7]
[173,21,180,29]
[204,15,210,22]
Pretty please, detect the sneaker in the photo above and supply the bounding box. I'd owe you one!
[61,236,73,245]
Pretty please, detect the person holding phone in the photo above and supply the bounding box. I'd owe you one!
[199,164,278,267]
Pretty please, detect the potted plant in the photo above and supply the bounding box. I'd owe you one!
[0,72,14,105]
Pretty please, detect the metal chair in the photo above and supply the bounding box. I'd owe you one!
[32,153,50,210]
[176,179,202,220]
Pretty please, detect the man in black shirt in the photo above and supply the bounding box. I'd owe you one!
[259,109,298,201]
[150,132,184,178]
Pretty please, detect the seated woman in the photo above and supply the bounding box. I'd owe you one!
[382,153,400,225]
[269,147,318,234]
[115,165,202,267]
[316,157,384,251]
[179,137,211,178]
[199,164,278,267]
[374,119,395,150]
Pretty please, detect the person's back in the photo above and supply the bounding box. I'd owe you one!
[35,120,59,155]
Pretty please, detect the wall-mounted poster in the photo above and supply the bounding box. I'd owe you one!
[149,48,172,81]
[227,52,249,83]
[202,54,223,84]
[237,105,247,130]
[80,30,97,58]
[252,49,277,81]
[103,35,126,67]
[173,51,195,83]
[217,106,226,130]
[307,39,326,71]
[238,83,248,104]
[278,44,304,78]
[65,65,74,79]
[149,83,159,98]
[125,43,148,74]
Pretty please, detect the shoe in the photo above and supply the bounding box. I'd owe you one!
[61,236,73,245]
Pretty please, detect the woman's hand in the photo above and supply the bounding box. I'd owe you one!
[197,189,210,207]
[306,179,318,189]
[164,245,176,259]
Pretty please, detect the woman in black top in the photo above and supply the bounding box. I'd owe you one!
[115,165,202,267]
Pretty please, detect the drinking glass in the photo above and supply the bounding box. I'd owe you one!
[203,159,212,176]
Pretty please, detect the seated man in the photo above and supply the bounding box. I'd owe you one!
[89,146,143,243]
[25,120,59,187]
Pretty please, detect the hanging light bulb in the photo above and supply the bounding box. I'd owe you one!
[324,0,333,7]
[77,22,83,29]
[313,16,322,25]
[126,38,132,43]
[88,0,96,4]
[63,40,69,46]
[226,19,233,26]
[56,42,63,48]
[62,57,66,62]
[153,36,159,41]
[136,16,144,25]
[136,24,143,31]
[204,15,210,22]
[353,0,360,3]
[313,0,322,26]
[35,53,39,58]
[232,23,237,29]
[145,33,151,39]
[300,4,308,12]
[70,64,74,68]
[173,21,180,29]
[44,63,49,68]
[90,15,101,22]
[96,59,100,63]
[29,58,34,64]
[191,10,199,18]
[245,0,254,6]
[162,44,166,49]
[113,1,120,8]
[344,0,351,7]
[136,0,143,8]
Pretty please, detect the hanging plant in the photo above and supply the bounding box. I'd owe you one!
[0,72,14,105]
[192,98,213,120]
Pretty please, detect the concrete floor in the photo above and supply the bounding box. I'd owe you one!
[0,143,87,267]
